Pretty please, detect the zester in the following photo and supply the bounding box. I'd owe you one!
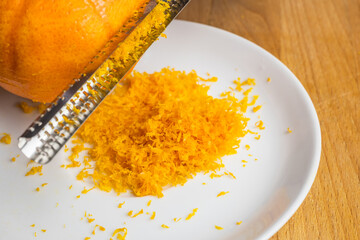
[18,0,190,164]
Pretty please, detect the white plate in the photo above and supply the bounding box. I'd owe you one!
[0,20,321,240]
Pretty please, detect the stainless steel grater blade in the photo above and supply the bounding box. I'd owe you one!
[18,0,190,164]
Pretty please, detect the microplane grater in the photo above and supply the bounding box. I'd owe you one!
[18,0,190,164]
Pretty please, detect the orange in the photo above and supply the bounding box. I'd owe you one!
[0,0,147,102]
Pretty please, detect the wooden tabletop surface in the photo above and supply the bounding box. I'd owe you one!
[178,0,359,239]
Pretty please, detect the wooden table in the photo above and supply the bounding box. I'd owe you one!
[178,0,360,239]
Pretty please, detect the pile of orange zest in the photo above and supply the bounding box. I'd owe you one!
[245,144,250,150]
[252,105,262,112]
[0,133,11,144]
[127,211,133,217]
[161,224,169,229]
[150,212,156,220]
[17,102,35,113]
[215,225,223,230]
[118,202,125,208]
[110,227,127,240]
[255,120,265,130]
[217,191,229,197]
[69,68,252,198]
[287,128,292,133]
[147,200,152,207]
[236,221,243,225]
[131,209,143,218]
[25,166,43,176]
[81,186,95,194]
[185,208,198,220]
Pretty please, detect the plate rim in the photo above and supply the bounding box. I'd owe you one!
[171,19,322,240]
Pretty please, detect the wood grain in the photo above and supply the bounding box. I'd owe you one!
[178,0,360,239]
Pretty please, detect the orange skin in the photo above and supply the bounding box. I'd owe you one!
[0,0,147,102]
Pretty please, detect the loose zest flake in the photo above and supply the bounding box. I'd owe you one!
[118,202,125,208]
[147,200,152,207]
[25,166,43,176]
[236,221,243,225]
[255,120,265,130]
[287,128,292,133]
[161,224,169,229]
[17,102,35,113]
[127,211,133,217]
[185,208,198,220]
[210,173,224,179]
[110,227,127,240]
[252,105,262,112]
[217,191,229,197]
[131,209,143,218]
[150,212,156,220]
[92,225,105,235]
[81,186,95,194]
[215,225,223,230]
[69,68,254,197]
[0,133,11,144]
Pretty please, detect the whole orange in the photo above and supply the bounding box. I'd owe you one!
[0,0,147,102]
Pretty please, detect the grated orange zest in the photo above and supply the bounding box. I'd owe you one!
[0,133,11,144]
[69,68,252,197]
[25,166,43,176]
